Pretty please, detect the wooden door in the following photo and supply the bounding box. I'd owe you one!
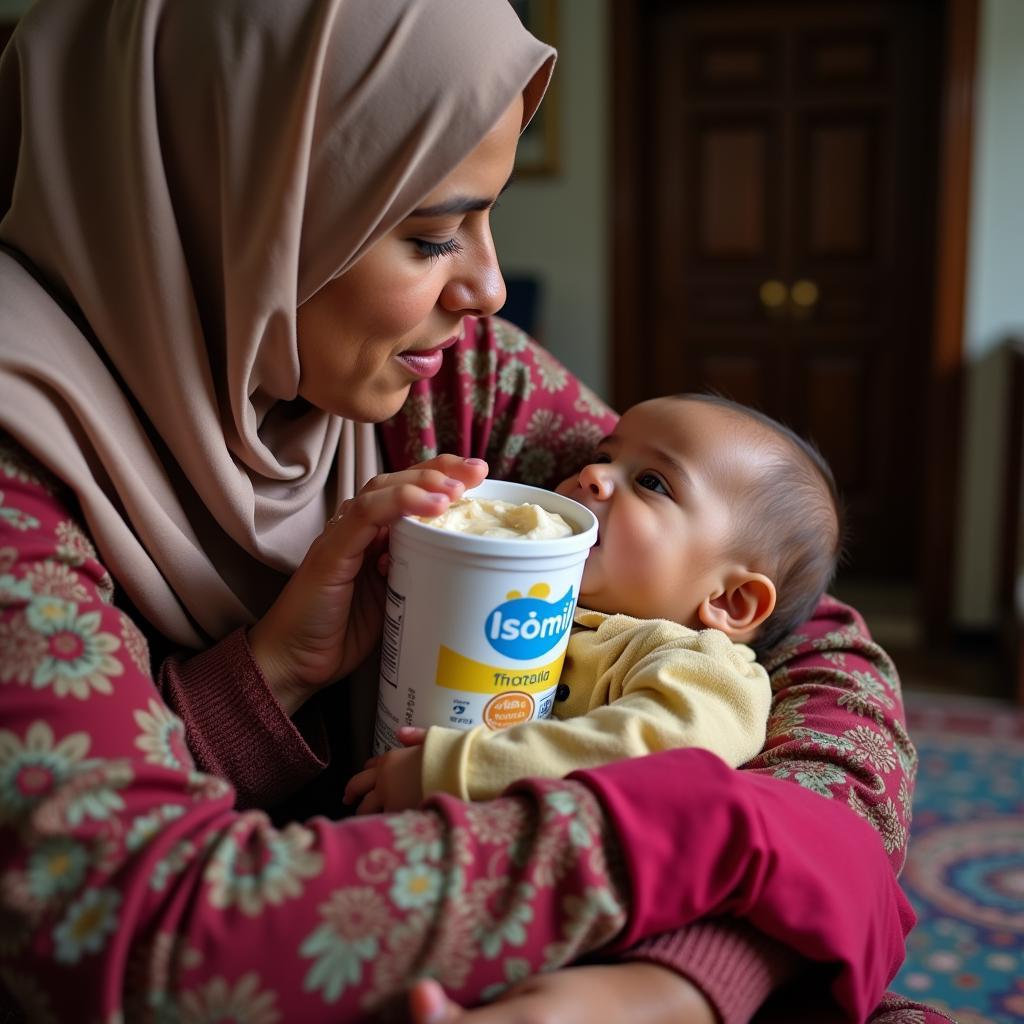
[621,0,941,580]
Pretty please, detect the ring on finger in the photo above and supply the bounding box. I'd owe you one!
[327,499,352,527]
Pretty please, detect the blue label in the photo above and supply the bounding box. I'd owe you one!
[485,586,575,660]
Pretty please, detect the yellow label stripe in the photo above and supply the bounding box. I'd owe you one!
[435,645,565,694]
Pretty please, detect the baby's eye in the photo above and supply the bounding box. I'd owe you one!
[636,471,669,495]
[592,452,612,464]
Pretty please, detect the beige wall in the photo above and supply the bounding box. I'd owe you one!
[0,0,30,19]
[492,0,610,398]
[954,0,1024,627]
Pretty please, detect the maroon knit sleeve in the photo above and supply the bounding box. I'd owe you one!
[158,627,327,809]
[615,921,802,1024]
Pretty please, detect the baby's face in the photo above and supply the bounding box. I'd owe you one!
[556,397,764,627]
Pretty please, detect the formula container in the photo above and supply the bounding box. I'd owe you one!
[373,479,598,754]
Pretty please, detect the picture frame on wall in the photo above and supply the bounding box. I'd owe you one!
[511,0,560,177]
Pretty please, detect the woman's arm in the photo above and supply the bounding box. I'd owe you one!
[155,629,331,809]
[408,967,717,1024]
[0,449,910,1023]
[608,594,920,1023]
[0,457,641,1021]
[0,432,334,812]
[749,593,916,878]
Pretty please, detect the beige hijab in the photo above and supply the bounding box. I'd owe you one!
[0,0,553,647]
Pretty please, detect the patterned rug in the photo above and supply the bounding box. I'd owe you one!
[891,694,1024,1024]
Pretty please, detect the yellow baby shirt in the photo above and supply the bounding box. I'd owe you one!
[421,608,772,801]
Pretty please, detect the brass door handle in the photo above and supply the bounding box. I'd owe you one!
[759,280,788,311]
[791,279,819,311]
[759,279,820,318]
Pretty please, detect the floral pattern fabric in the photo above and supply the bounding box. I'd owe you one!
[385,318,947,1022]
[0,316,948,1022]
[0,442,636,1022]
[379,316,615,488]
[383,318,918,879]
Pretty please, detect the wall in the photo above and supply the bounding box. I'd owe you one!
[954,0,1024,627]
[492,0,610,398]
[0,0,29,21]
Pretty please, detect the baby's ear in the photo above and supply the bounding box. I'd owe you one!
[698,572,776,640]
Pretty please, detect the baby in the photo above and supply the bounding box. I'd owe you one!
[345,393,843,811]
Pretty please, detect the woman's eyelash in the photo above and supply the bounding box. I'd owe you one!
[413,238,464,260]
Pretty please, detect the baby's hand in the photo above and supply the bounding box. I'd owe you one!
[344,728,427,814]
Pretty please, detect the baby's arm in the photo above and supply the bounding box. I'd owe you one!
[350,615,772,808]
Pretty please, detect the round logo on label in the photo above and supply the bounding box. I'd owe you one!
[483,692,535,730]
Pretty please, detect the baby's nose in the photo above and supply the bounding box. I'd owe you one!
[578,463,613,498]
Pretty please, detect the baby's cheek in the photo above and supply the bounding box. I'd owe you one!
[621,526,665,579]
[578,555,608,602]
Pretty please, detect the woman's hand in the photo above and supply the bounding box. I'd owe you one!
[248,456,488,714]
[406,964,717,1024]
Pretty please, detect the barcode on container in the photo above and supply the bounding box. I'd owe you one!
[380,584,405,688]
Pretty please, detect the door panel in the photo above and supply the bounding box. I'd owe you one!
[638,0,940,577]
[696,122,772,258]
[802,116,878,259]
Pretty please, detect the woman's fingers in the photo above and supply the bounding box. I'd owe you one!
[354,456,488,500]
[359,469,462,500]
[407,979,465,1024]
[322,456,488,559]
[324,484,448,557]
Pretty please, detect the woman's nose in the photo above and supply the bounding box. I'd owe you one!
[577,462,614,499]
[440,232,507,318]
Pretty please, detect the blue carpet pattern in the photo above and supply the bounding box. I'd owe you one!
[891,695,1024,1024]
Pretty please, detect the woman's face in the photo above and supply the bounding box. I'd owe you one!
[296,95,524,422]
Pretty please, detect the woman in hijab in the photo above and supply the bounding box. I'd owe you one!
[0,1,939,1022]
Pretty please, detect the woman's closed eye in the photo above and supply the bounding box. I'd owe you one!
[411,237,464,260]
[636,471,669,495]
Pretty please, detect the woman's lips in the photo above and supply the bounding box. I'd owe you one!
[395,335,459,380]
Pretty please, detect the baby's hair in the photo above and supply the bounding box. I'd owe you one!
[675,393,845,655]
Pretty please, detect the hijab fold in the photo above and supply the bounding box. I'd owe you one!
[0,0,554,646]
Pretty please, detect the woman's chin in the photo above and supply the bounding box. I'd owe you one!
[380,385,415,421]
[331,385,413,424]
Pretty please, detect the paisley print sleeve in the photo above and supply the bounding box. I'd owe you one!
[379,315,619,486]
[749,594,917,876]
